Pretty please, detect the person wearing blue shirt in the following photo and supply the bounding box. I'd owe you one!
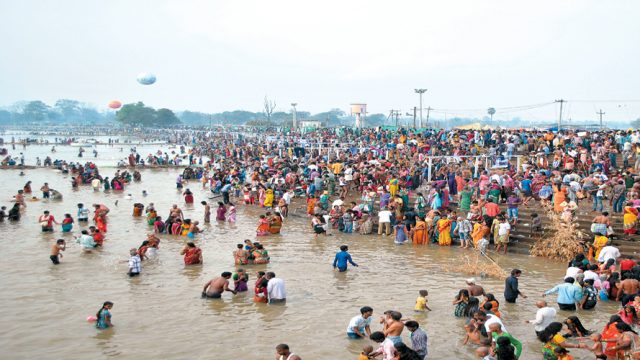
[543,277,583,311]
[333,245,358,272]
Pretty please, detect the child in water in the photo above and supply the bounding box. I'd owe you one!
[358,345,373,360]
[233,269,248,292]
[415,290,432,311]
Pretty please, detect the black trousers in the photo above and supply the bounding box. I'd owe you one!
[558,303,576,311]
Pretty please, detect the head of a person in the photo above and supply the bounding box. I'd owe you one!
[473,310,487,322]
[538,322,563,343]
[275,344,290,356]
[201,201,207,205]
[340,245,348,252]
[389,311,402,321]
[536,300,548,309]
[419,290,428,297]
[475,346,490,358]
[456,289,470,300]
[129,248,137,256]
[362,345,373,355]
[266,271,276,279]
[405,320,419,332]
[221,272,232,279]
[360,306,373,318]
[369,331,385,343]
[56,239,65,245]
[511,269,522,277]
[564,277,575,284]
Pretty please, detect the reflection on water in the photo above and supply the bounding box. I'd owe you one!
[0,168,620,359]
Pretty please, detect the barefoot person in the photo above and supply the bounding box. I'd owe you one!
[202,272,237,299]
[201,201,211,223]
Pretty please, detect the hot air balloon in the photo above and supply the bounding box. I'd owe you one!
[108,100,122,109]
[137,72,156,85]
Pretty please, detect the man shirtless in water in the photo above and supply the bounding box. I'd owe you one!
[380,311,404,345]
[169,204,184,220]
[202,272,237,299]
[617,278,640,305]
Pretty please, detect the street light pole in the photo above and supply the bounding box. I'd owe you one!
[414,88,427,128]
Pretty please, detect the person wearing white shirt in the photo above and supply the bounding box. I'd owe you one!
[474,311,507,333]
[378,207,392,236]
[332,198,344,208]
[598,245,621,264]
[564,267,582,280]
[266,272,286,304]
[282,190,293,205]
[527,301,556,336]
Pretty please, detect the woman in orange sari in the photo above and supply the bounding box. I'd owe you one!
[412,216,428,245]
[306,196,317,215]
[269,213,283,234]
[553,185,567,213]
[471,219,490,247]
[256,215,270,236]
[437,217,452,246]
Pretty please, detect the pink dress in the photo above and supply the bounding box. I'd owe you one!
[227,206,236,223]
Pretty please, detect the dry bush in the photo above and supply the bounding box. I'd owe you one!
[529,206,585,262]
[444,252,507,279]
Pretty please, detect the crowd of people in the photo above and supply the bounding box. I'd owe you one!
[5,125,640,359]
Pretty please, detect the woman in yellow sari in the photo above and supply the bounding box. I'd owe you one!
[437,217,452,246]
[593,234,609,260]
[623,205,638,235]
[412,217,428,245]
[263,189,274,208]
[389,177,399,197]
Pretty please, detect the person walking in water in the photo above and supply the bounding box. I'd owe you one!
[275,344,301,360]
[333,245,358,272]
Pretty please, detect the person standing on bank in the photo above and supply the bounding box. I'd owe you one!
[504,269,527,303]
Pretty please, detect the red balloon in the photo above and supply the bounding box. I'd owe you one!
[108,100,122,109]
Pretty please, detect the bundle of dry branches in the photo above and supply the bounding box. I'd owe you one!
[529,206,586,262]
[444,252,507,279]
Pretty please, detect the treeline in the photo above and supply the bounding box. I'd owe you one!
[0,100,114,125]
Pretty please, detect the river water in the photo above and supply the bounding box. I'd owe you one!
[0,146,620,360]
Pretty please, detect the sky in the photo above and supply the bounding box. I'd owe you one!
[1,0,639,124]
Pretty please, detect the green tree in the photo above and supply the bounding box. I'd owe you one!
[156,108,180,126]
[22,100,50,122]
[116,102,180,127]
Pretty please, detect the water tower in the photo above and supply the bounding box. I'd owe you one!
[350,103,367,128]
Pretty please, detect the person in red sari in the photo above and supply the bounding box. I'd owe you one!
[180,242,202,265]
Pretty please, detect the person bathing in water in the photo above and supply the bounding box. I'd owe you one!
[202,272,237,299]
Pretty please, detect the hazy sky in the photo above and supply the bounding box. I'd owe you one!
[1,0,639,123]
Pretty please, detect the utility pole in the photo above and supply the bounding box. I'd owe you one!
[406,107,417,129]
[597,109,605,129]
[414,89,427,128]
[388,110,401,127]
[425,106,432,128]
[555,99,566,131]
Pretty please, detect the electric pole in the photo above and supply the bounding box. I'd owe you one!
[406,107,417,129]
[414,89,427,128]
[425,106,432,128]
[388,110,401,127]
[597,109,605,129]
[555,99,566,131]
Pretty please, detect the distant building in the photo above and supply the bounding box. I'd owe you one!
[299,120,323,129]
